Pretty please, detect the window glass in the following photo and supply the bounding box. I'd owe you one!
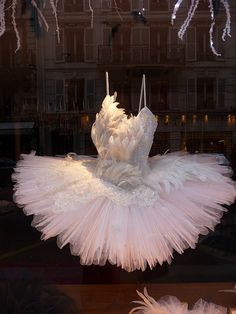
[0,0,235,289]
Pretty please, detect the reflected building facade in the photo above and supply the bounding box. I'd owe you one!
[0,0,235,169]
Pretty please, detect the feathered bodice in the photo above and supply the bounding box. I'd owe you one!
[91,94,157,175]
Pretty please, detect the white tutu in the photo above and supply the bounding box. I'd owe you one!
[13,76,236,271]
[129,288,227,314]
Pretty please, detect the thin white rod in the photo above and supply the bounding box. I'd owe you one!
[106,72,109,96]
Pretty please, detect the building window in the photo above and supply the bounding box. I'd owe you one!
[196,0,208,11]
[64,28,84,62]
[85,29,95,61]
[187,78,225,110]
[132,27,149,63]
[218,79,225,108]
[55,30,64,62]
[113,0,130,11]
[131,0,149,11]
[0,32,23,67]
[56,80,64,111]
[197,78,216,110]
[101,0,112,10]
[187,78,196,110]
[65,79,84,111]
[150,0,168,11]
[150,26,168,63]
[151,80,169,111]
[85,80,95,111]
[46,80,64,112]
[112,26,131,63]
[64,0,83,12]
[197,27,215,61]
[186,27,196,61]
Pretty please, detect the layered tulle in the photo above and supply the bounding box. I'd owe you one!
[129,288,227,314]
[13,149,236,272]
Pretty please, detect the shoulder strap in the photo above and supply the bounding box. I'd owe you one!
[106,71,110,96]
[138,74,147,113]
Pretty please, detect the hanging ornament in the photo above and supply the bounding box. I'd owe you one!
[171,0,231,56]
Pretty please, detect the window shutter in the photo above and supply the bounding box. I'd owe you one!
[186,27,196,61]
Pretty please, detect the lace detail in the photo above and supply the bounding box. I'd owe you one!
[54,159,158,211]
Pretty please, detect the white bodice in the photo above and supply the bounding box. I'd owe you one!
[91,95,157,174]
[129,106,157,172]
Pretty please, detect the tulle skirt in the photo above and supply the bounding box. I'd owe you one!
[13,151,236,271]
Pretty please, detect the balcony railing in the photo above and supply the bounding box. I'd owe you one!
[98,45,185,65]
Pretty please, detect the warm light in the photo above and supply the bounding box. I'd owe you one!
[204,114,208,123]
[193,114,197,124]
[181,138,187,151]
[227,114,235,124]
[181,114,186,124]
[81,115,90,125]
[164,115,169,125]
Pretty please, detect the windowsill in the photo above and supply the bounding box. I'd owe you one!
[58,283,236,314]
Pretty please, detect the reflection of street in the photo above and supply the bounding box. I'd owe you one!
[1,201,236,284]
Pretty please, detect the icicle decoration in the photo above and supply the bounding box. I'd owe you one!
[49,0,60,43]
[0,0,61,50]
[11,0,21,52]
[208,0,221,56]
[171,0,184,24]
[171,0,232,56]
[0,0,6,37]
[221,0,231,41]
[113,0,123,21]
[31,0,49,31]
[0,0,232,54]
[88,0,94,28]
